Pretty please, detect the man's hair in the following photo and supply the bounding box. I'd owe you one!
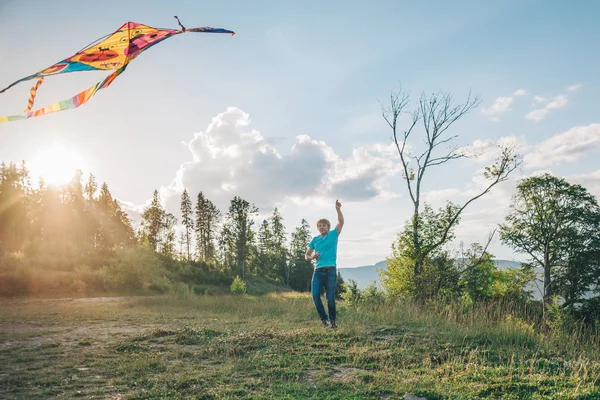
[317,218,330,230]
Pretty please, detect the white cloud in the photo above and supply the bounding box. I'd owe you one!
[482,96,513,121]
[459,138,495,160]
[526,95,568,122]
[513,89,527,96]
[567,84,582,91]
[422,188,462,202]
[524,123,600,167]
[459,135,527,163]
[567,169,600,199]
[158,107,403,214]
[568,169,600,186]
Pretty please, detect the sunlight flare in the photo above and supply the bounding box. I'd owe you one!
[30,144,86,186]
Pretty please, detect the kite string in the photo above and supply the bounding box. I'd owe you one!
[75,33,112,53]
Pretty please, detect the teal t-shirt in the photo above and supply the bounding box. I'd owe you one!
[308,229,339,268]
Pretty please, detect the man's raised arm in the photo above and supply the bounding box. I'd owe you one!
[335,199,344,234]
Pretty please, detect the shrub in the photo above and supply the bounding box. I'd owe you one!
[149,276,173,294]
[343,279,362,306]
[362,281,386,304]
[230,276,247,295]
[169,282,193,300]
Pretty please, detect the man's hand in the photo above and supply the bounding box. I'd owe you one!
[336,199,341,210]
[305,249,320,261]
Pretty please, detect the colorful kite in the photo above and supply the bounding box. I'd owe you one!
[0,18,235,123]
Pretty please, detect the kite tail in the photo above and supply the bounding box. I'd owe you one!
[24,77,45,112]
[0,66,126,123]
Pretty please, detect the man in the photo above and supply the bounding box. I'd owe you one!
[305,199,344,328]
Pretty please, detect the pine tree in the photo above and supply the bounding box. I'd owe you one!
[96,182,136,251]
[217,222,235,268]
[160,213,177,257]
[256,219,273,276]
[195,191,220,262]
[0,162,30,251]
[269,208,289,282]
[288,219,314,291]
[257,220,272,254]
[84,173,97,202]
[64,170,88,250]
[226,196,258,278]
[141,190,166,252]
[180,189,194,261]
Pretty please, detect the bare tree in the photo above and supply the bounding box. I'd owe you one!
[381,86,522,279]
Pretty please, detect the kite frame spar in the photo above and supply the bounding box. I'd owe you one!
[0,18,235,123]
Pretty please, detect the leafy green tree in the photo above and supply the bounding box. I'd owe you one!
[499,173,600,314]
[456,241,497,303]
[556,238,600,314]
[381,87,521,290]
[381,204,461,299]
[490,264,536,306]
[180,189,194,261]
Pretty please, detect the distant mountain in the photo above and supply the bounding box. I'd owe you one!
[339,259,530,290]
[338,261,387,289]
[493,260,523,270]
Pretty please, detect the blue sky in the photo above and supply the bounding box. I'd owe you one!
[1,0,599,267]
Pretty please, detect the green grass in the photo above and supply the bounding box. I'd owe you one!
[0,294,599,399]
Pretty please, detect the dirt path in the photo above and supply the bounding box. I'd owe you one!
[0,296,160,349]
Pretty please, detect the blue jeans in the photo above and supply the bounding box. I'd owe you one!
[311,267,337,322]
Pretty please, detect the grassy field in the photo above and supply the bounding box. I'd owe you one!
[1,293,599,399]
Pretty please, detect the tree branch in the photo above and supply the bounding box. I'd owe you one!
[382,87,419,207]
[425,145,522,255]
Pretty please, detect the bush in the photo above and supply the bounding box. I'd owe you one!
[343,279,362,306]
[149,276,173,294]
[169,282,193,300]
[230,276,247,295]
[362,281,386,304]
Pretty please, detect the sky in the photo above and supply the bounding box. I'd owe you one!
[1,0,599,267]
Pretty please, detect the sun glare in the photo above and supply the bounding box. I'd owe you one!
[30,144,86,187]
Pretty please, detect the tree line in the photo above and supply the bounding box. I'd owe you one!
[138,187,319,291]
[0,161,321,293]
